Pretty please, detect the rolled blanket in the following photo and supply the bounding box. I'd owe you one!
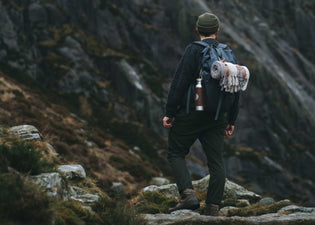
[211,60,250,93]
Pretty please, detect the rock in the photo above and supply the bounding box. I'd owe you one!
[278,205,315,214]
[81,205,95,215]
[224,179,261,201]
[45,142,58,156]
[192,175,210,193]
[68,186,100,203]
[151,177,170,186]
[57,164,86,179]
[259,197,275,205]
[8,125,42,141]
[277,199,291,204]
[29,172,67,199]
[28,3,47,28]
[143,211,315,225]
[7,166,19,174]
[143,183,179,199]
[143,175,261,201]
[111,182,125,195]
[236,199,251,207]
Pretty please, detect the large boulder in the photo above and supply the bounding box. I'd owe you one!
[57,164,86,179]
[8,125,42,141]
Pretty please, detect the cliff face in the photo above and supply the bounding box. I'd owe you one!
[0,0,314,205]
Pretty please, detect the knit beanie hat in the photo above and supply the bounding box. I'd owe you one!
[196,12,220,34]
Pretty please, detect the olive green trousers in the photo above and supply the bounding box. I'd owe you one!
[167,109,227,205]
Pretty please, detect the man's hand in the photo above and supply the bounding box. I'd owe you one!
[163,116,174,128]
[225,124,234,137]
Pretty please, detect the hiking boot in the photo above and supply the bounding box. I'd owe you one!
[168,189,200,213]
[201,203,221,216]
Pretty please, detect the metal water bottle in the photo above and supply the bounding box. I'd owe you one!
[195,78,204,111]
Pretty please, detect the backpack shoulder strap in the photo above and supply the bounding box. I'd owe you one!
[193,41,209,48]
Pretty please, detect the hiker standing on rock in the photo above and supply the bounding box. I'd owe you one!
[163,12,240,216]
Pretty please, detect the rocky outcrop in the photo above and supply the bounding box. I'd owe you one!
[29,170,99,204]
[144,175,261,201]
[68,186,100,203]
[141,175,315,225]
[8,125,42,141]
[29,172,68,200]
[143,210,315,225]
[1,0,314,205]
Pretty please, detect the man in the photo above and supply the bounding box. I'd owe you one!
[162,12,240,216]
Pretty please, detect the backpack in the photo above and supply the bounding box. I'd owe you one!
[186,41,242,120]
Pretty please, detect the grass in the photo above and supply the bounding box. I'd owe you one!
[0,140,55,175]
[0,174,144,225]
[92,196,146,225]
[0,175,53,225]
[133,192,177,214]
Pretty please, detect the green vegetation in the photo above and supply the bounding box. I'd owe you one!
[92,197,145,225]
[134,192,177,214]
[0,174,144,225]
[54,200,98,225]
[0,141,55,175]
[0,175,52,225]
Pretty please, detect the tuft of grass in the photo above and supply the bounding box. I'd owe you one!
[0,174,53,225]
[54,200,99,225]
[133,192,177,214]
[227,200,293,217]
[221,198,238,208]
[92,196,145,225]
[0,140,55,175]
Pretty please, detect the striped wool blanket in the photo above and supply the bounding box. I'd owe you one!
[211,60,250,93]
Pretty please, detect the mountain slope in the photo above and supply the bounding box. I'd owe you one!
[0,0,314,205]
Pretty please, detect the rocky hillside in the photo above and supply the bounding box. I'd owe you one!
[140,176,315,225]
[0,0,314,209]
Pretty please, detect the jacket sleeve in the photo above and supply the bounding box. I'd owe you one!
[227,92,240,125]
[165,44,198,117]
